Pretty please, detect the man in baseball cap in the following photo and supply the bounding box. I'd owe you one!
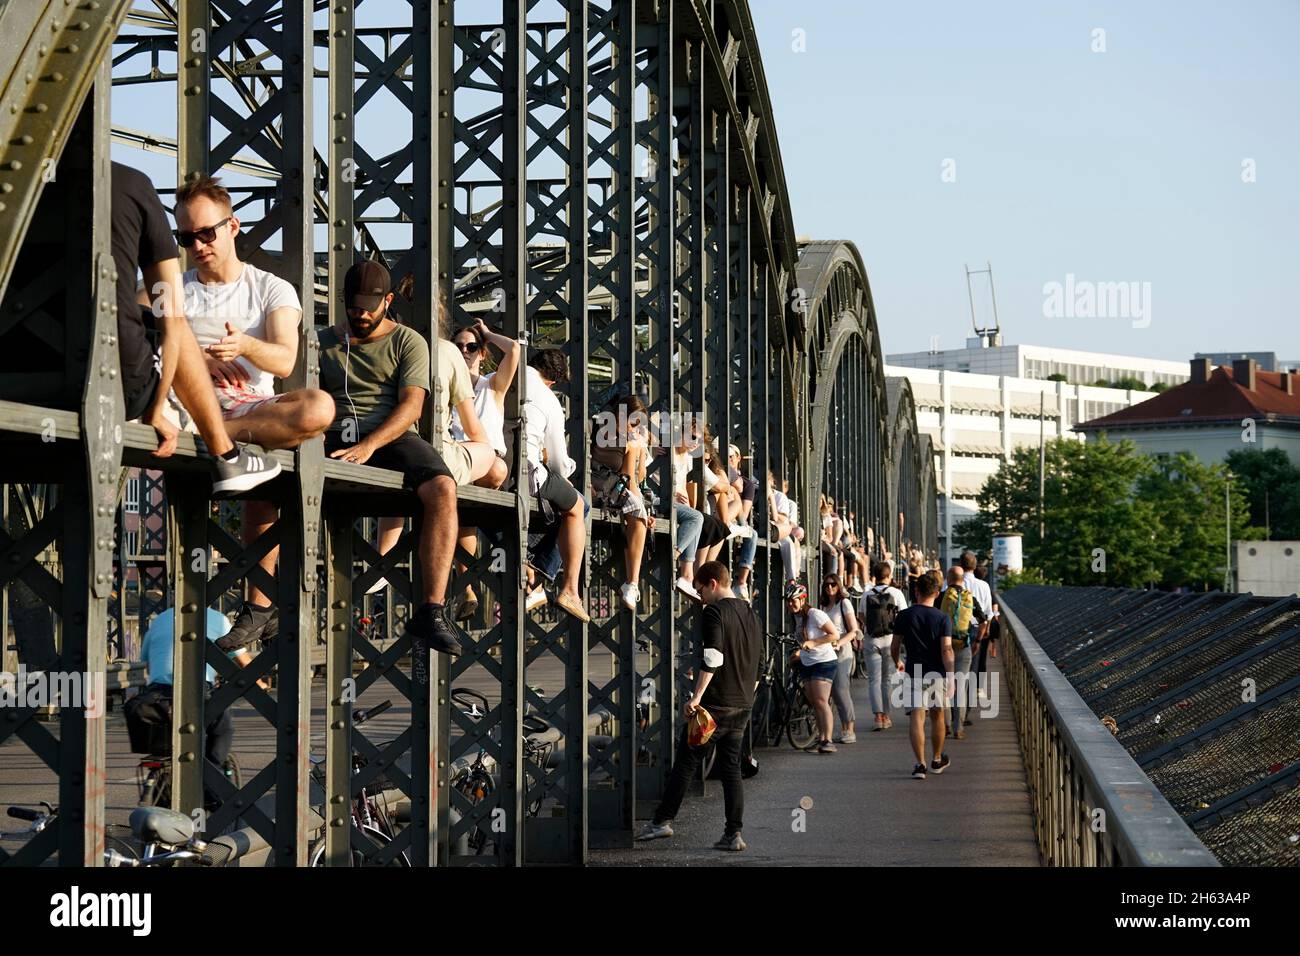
[343,260,392,329]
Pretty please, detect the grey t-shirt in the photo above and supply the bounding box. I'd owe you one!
[318,323,430,437]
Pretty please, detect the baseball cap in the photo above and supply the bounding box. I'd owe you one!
[344,260,391,313]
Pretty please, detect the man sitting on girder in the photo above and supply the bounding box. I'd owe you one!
[149,174,336,653]
[316,260,499,665]
[112,162,280,496]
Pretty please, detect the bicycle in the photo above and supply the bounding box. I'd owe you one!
[752,631,818,750]
[137,753,241,809]
[308,698,410,866]
[3,804,140,866]
[450,686,558,856]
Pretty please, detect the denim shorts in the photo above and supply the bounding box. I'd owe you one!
[800,660,839,683]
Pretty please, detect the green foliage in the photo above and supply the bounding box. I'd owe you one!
[1137,452,1257,589]
[1045,373,1068,382]
[1225,447,1300,540]
[954,437,1261,589]
[993,567,1045,591]
[1150,382,1170,393]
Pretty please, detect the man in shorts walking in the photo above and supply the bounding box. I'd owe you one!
[891,570,954,779]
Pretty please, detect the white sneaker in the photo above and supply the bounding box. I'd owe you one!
[730,522,755,539]
[366,576,389,595]
[736,583,750,601]
[525,586,548,613]
[620,582,640,611]
[675,577,701,602]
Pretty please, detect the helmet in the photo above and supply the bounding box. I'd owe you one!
[783,581,808,603]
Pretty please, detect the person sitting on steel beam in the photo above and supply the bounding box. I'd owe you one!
[591,392,653,612]
[727,444,759,601]
[315,260,492,662]
[521,348,590,623]
[766,468,794,542]
[152,174,335,653]
[112,162,280,495]
[364,315,517,618]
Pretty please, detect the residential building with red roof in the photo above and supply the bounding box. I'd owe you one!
[1075,358,1300,466]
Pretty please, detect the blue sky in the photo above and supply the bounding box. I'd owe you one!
[750,1,1300,362]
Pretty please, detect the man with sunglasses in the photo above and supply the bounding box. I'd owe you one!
[162,174,336,653]
[111,161,280,495]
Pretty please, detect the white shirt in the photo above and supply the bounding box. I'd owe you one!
[822,598,857,661]
[966,574,993,618]
[799,608,838,666]
[181,263,301,396]
[521,366,573,487]
[450,372,507,457]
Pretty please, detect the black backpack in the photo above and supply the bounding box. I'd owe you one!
[861,586,898,638]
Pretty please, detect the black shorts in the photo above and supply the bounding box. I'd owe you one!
[698,513,727,548]
[537,465,580,513]
[122,319,162,421]
[326,431,452,488]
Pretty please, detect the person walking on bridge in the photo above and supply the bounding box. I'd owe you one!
[891,571,953,779]
[636,561,762,851]
[859,559,908,731]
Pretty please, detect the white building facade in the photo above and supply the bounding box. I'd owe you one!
[886,363,1157,563]
[888,340,1189,390]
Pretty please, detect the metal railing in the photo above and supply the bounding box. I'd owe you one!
[999,594,1219,866]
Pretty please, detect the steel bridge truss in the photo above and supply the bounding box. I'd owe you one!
[0,0,935,866]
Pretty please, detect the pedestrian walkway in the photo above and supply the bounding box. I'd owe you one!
[594,656,1041,866]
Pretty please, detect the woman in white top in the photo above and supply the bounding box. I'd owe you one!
[784,581,840,754]
[819,573,860,743]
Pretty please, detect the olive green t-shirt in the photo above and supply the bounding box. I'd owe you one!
[317,325,474,445]
[318,323,431,438]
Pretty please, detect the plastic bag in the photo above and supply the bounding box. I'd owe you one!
[687,706,717,747]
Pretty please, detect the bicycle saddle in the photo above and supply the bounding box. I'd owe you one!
[129,806,195,846]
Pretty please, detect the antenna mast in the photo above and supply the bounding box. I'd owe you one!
[965,261,1001,347]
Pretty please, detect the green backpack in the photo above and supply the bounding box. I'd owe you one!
[941,587,974,637]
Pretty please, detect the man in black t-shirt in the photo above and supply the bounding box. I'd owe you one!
[891,569,954,780]
[111,162,278,496]
[636,561,761,851]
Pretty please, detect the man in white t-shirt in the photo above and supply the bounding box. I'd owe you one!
[859,559,909,731]
[161,175,336,651]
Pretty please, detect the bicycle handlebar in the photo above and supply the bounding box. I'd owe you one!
[355,699,393,725]
[6,807,42,822]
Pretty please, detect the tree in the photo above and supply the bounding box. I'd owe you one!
[1137,452,1257,589]
[954,437,1251,589]
[1110,376,1150,392]
[1046,373,1068,383]
[1225,447,1300,539]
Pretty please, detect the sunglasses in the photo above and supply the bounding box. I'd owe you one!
[455,340,481,354]
[174,217,231,248]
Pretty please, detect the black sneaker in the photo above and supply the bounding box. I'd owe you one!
[216,601,276,652]
[911,763,927,779]
[406,603,462,657]
[930,753,951,775]
[212,444,281,498]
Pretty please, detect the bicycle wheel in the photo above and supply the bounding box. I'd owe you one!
[140,767,171,808]
[785,686,818,750]
[104,826,140,866]
[699,741,717,780]
[308,825,411,867]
